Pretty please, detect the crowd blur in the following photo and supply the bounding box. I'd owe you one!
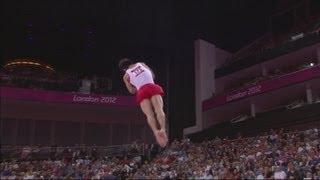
[218,13,320,95]
[223,61,318,94]
[132,128,320,179]
[225,12,320,65]
[2,60,317,98]
[0,69,79,92]
[1,128,319,179]
[0,67,123,95]
[0,142,152,179]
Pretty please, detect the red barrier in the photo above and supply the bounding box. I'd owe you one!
[0,87,137,107]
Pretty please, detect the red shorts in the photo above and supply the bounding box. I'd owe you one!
[136,83,164,104]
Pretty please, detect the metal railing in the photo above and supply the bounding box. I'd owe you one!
[1,143,146,161]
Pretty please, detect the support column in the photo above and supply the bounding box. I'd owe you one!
[127,123,131,143]
[165,59,170,139]
[184,39,231,137]
[50,121,55,145]
[142,123,146,143]
[105,124,109,146]
[250,101,256,117]
[30,119,35,145]
[261,64,268,76]
[80,120,85,145]
[306,84,313,104]
[317,47,320,64]
[13,119,19,145]
[0,117,3,144]
[109,124,113,145]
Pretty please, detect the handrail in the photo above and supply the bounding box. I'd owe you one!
[0,143,140,151]
[215,31,320,78]
[198,127,319,144]
[0,143,147,161]
[221,64,318,97]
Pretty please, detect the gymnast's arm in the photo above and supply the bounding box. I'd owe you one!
[140,62,155,79]
[123,73,137,94]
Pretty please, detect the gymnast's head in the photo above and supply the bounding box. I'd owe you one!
[118,58,133,72]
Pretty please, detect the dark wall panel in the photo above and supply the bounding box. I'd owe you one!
[112,124,128,145]
[1,118,16,145]
[35,120,51,145]
[84,123,108,146]
[16,119,32,145]
[130,124,144,142]
[55,121,81,146]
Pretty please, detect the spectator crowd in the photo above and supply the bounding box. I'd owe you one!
[0,68,122,95]
[1,143,147,179]
[1,128,319,179]
[224,61,318,94]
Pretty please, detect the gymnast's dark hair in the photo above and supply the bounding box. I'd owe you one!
[118,58,133,71]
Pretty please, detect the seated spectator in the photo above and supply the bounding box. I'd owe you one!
[1,127,319,179]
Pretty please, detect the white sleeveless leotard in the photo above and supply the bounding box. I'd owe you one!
[126,63,154,90]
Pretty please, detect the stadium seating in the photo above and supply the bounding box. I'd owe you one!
[1,127,319,179]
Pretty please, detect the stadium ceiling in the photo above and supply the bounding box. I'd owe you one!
[3,0,285,73]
